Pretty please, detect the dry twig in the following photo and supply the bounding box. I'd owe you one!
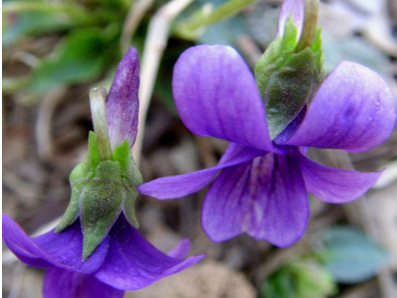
[132,0,195,164]
[120,0,155,54]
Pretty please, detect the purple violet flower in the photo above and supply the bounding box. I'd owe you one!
[139,1,397,248]
[3,47,204,298]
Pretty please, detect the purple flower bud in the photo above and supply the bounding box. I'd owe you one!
[3,47,204,297]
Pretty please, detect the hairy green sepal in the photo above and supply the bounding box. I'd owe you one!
[255,18,324,139]
[56,133,142,260]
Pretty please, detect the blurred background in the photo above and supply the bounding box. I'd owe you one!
[2,0,397,297]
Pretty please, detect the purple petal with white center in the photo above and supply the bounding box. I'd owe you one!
[286,61,397,152]
[2,215,109,274]
[138,143,265,199]
[202,152,309,247]
[106,47,140,149]
[43,268,123,298]
[95,215,204,290]
[173,45,276,152]
[297,152,382,203]
[277,0,304,39]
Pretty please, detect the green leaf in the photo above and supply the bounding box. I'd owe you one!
[27,28,110,95]
[3,11,71,45]
[2,0,98,45]
[322,226,390,284]
[260,259,337,298]
[260,269,295,298]
[81,160,124,260]
[322,34,393,78]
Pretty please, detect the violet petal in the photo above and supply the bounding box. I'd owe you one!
[173,45,276,152]
[95,216,204,290]
[2,215,109,274]
[298,152,382,203]
[286,61,396,152]
[34,219,109,274]
[3,215,53,268]
[277,0,304,39]
[202,152,309,247]
[106,47,140,149]
[167,239,191,258]
[43,267,123,298]
[138,143,265,199]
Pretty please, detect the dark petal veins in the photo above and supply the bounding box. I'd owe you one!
[138,143,265,200]
[297,151,382,203]
[202,152,309,247]
[173,45,276,152]
[286,61,396,151]
[2,215,109,274]
[95,215,204,290]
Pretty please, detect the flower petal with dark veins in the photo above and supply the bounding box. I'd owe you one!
[95,215,204,290]
[2,215,109,274]
[202,152,309,247]
[286,61,397,152]
[138,143,265,200]
[173,45,276,152]
[297,152,382,203]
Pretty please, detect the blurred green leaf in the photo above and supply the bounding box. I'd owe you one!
[27,28,112,95]
[322,226,390,284]
[260,259,337,298]
[322,34,393,78]
[2,0,98,45]
[3,11,71,45]
[198,14,246,45]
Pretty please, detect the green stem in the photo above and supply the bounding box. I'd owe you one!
[295,0,319,52]
[174,0,258,39]
[89,87,113,161]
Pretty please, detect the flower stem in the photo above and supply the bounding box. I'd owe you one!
[295,0,319,52]
[89,87,113,161]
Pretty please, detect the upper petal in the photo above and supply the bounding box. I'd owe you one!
[173,45,275,152]
[106,47,140,149]
[43,268,123,298]
[2,215,109,274]
[286,61,397,151]
[138,143,265,199]
[202,152,309,247]
[95,215,204,291]
[297,152,382,203]
[277,0,305,39]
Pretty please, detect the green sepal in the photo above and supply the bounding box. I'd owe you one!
[112,140,142,185]
[311,28,325,83]
[255,17,299,99]
[81,160,124,260]
[265,47,316,139]
[255,17,325,139]
[56,132,99,232]
[113,140,142,228]
[122,180,140,228]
